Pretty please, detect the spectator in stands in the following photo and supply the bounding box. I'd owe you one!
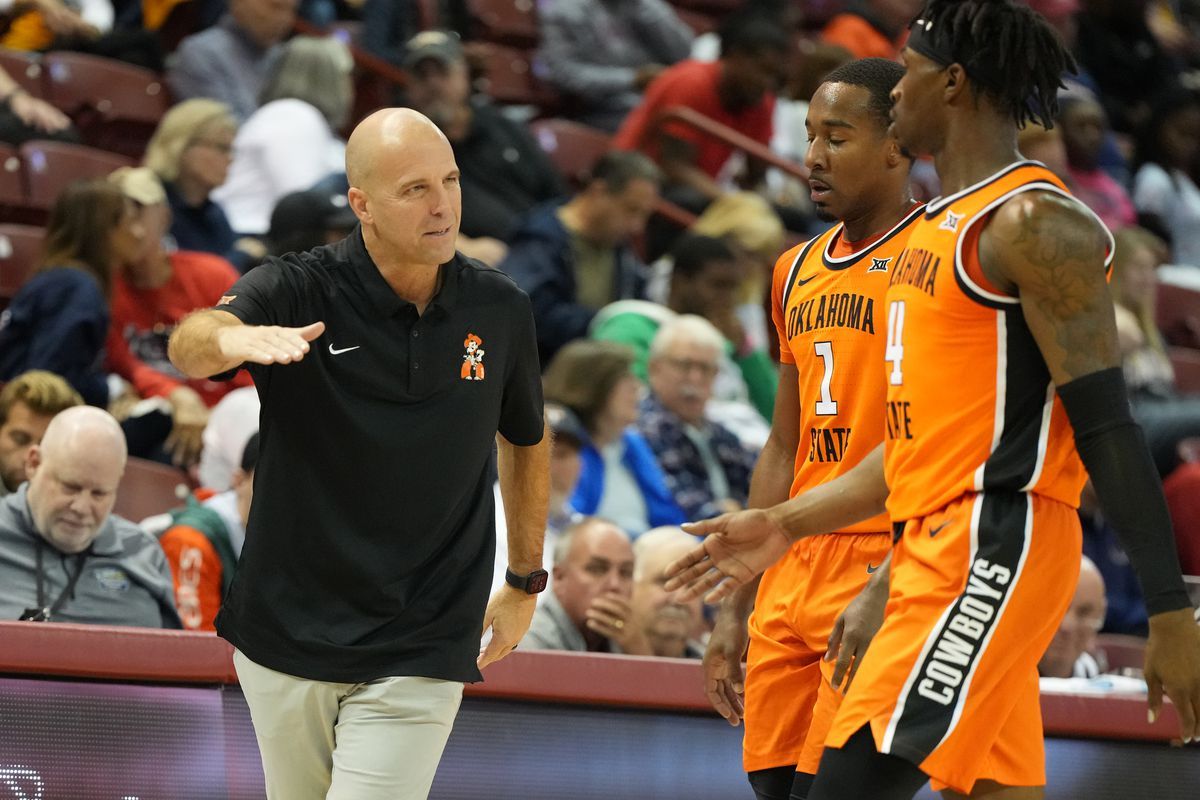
[1079,481,1149,635]
[197,386,259,492]
[1075,0,1181,136]
[0,406,180,627]
[616,231,777,424]
[167,0,298,121]
[0,179,144,409]
[399,30,565,257]
[522,517,651,653]
[501,151,660,365]
[542,340,685,535]
[143,99,266,271]
[264,188,357,257]
[629,526,705,658]
[0,0,162,69]
[820,0,923,60]
[360,0,421,70]
[1111,226,1200,474]
[537,0,694,133]
[213,35,353,236]
[1017,122,1068,180]
[1132,86,1200,267]
[159,433,258,631]
[0,63,75,145]
[636,316,756,522]
[0,371,81,498]
[613,11,789,214]
[1057,91,1137,231]
[1038,556,1107,679]
[492,403,585,596]
[106,167,251,469]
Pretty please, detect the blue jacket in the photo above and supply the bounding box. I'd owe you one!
[570,429,686,534]
[0,267,109,406]
[499,202,646,365]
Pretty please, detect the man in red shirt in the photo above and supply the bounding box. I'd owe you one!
[614,11,790,209]
[106,167,252,468]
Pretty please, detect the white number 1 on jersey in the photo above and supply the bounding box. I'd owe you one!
[886,300,905,385]
[814,341,838,415]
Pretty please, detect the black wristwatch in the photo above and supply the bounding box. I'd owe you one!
[505,567,549,594]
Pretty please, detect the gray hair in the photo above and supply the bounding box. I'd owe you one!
[649,314,726,361]
[260,36,355,129]
[143,99,237,183]
[553,517,627,567]
[633,526,699,581]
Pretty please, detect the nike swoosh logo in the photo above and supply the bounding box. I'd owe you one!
[795,274,816,286]
[929,521,951,538]
[328,344,361,355]
[866,562,880,574]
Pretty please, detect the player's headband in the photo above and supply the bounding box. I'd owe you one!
[906,15,1006,92]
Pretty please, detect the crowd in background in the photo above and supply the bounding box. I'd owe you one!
[1,0,1199,675]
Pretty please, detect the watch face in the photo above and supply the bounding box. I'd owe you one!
[528,571,548,594]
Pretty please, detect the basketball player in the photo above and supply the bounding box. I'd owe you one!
[666,2,1200,799]
[704,58,921,800]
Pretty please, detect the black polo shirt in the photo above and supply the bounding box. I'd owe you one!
[211,228,544,684]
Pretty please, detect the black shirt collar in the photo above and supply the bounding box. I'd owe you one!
[342,226,462,320]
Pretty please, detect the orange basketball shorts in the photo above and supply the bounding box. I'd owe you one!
[825,491,1081,794]
[744,531,893,775]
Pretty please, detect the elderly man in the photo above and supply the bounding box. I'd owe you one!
[523,517,652,654]
[168,108,549,800]
[1039,555,1109,679]
[167,0,298,121]
[0,406,179,627]
[637,315,757,522]
[0,371,82,498]
[629,526,705,658]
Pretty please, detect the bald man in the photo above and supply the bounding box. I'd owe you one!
[168,108,550,800]
[0,407,180,628]
[1039,555,1109,679]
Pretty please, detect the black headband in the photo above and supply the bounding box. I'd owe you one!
[906,15,1006,92]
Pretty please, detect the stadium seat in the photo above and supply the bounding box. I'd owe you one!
[0,48,46,98]
[113,457,190,525]
[0,223,44,308]
[0,143,25,216]
[1094,634,1146,674]
[529,118,612,188]
[41,52,168,158]
[20,140,132,216]
[1169,346,1200,394]
[464,0,539,48]
[1156,281,1200,350]
[466,42,558,110]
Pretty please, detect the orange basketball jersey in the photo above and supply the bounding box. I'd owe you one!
[771,204,924,533]
[882,162,1115,522]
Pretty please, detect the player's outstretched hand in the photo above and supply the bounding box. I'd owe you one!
[664,509,792,603]
[477,586,536,670]
[704,604,749,725]
[217,321,326,366]
[826,567,888,693]
[1144,607,1200,743]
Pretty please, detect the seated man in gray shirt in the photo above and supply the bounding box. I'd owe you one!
[0,406,180,628]
[522,517,651,654]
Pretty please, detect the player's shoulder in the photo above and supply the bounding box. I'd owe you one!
[989,189,1108,249]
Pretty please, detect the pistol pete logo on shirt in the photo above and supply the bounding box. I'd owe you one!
[461,333,485,381]
[94,567,131,592]
[218,295,237,306]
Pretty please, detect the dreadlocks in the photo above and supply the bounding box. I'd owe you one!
[911,0,1076,128]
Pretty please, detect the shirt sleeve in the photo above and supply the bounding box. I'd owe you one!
[771,247,798,365]
[213,257,309,329]
[498,287,546,446]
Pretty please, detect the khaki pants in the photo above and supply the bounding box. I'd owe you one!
[234,649,464,800]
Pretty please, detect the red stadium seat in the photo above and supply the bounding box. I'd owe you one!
[0,143,25,214]
[1094,633,1146,674]
[466,42,558,110]
[1155,281,1200,350]
[0,48,46,98]
[20,140,132,216]
[113,457,189,524]
[529,118,612,188]
[464,0,539,48]
[41,52,168,158]
[0,223,44,307]
[1169,346,1200,394]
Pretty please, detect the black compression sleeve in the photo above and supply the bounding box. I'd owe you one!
[1058,367,1191,616]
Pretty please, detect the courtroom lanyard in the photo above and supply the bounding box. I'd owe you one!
[34,539,90,620]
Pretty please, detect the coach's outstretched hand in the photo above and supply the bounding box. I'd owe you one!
[1144,607,1200,743]
[217,321,326,366]
[477,586,537,669]
[665,509,792,603]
